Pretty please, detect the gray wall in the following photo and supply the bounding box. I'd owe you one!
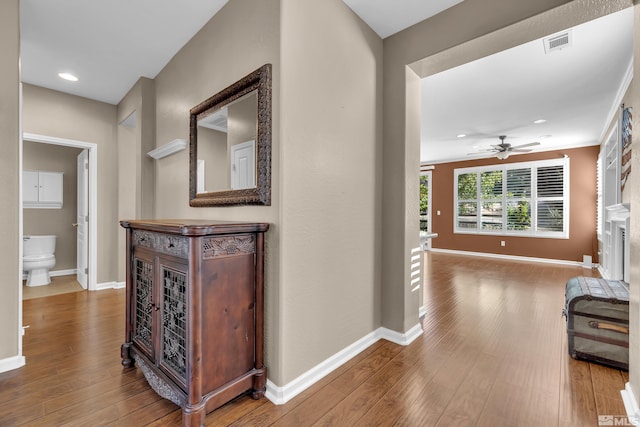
[22,84,118,285]
[116,77,156,283]
[150,0,384,386]
[0,0,20,362]
[152,0,284,383]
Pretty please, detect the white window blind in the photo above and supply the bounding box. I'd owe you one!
[454,158,569,238]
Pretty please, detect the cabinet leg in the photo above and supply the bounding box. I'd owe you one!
[121,342,134,368]
[182,404,206,427]
[251,367,267,399]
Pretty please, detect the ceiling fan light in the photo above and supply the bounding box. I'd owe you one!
[496,151,510,160]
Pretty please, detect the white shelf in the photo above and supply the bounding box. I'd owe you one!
[147,139,188,160]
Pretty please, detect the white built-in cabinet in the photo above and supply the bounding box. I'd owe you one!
[602,204,630,282]
[23,170,63,208]
[598,121,630,282]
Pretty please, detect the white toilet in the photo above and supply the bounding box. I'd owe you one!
[23,235,57,287]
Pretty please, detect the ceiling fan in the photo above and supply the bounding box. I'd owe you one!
[469,135,540,160]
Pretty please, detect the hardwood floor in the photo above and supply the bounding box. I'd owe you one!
[22,274,84,300]
[0,252,628,426]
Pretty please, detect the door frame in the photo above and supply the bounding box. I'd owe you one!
[22,133,98,291]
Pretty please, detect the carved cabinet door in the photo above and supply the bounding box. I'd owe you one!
[131,249,155,360]
[157,257,189,389]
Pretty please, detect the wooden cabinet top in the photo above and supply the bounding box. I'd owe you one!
[120,219,269,236]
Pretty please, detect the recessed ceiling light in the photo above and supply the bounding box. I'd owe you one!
[456,134,467,138]
[58,72,78,82]
[533,119,546,124]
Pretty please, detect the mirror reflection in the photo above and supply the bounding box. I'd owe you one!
[189,63,271,207]
[196,91,258,193]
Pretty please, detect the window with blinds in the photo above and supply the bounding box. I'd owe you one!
[454,157,569,238]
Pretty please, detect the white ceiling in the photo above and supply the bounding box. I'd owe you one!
[421,8,634,163]
[20,0,228,105]
[341,0,464,39]
[19,0,462,105]
[19,2,633,165]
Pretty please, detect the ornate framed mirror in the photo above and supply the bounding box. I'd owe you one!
[189,63,272,206]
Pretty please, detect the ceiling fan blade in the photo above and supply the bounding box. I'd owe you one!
[510,142,541,149]
[510,148,533,153]
[467,151,495,156]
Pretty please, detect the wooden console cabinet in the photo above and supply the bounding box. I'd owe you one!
[119,219,269,427]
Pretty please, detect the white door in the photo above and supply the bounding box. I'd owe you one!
[76,150,89,289]
[231,140,256,190]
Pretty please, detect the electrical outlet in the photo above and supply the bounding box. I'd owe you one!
[437,210,441,216]
[500,241,506,247]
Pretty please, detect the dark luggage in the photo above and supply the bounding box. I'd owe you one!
[564,276,629,370]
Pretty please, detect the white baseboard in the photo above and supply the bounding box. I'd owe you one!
[51,269,77,277]
[430,248,582,267]
[378,323,423,346]
[0,355,25,373]
[95,281,125,291]
[419,305,427,318]
[265,323,423,405]
[622,382,640,425]
[598,264,606,278]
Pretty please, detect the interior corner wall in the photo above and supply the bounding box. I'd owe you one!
[430,146,599,262]
[139,78,156,220]
[116,77,156,283]
[0,0,20,364]
[22,84,118,284]
[151,0,284,383]
[279,0,383,384]
[153,0,383,387]
[401,66,422,331]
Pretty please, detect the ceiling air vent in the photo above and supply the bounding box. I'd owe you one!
[543,30,572,54]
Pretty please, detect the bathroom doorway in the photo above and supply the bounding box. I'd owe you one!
[21,133,98,294]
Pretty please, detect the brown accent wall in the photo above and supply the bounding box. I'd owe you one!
[430,146,599,263]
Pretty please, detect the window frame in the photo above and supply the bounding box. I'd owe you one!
[454,157,570,239]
